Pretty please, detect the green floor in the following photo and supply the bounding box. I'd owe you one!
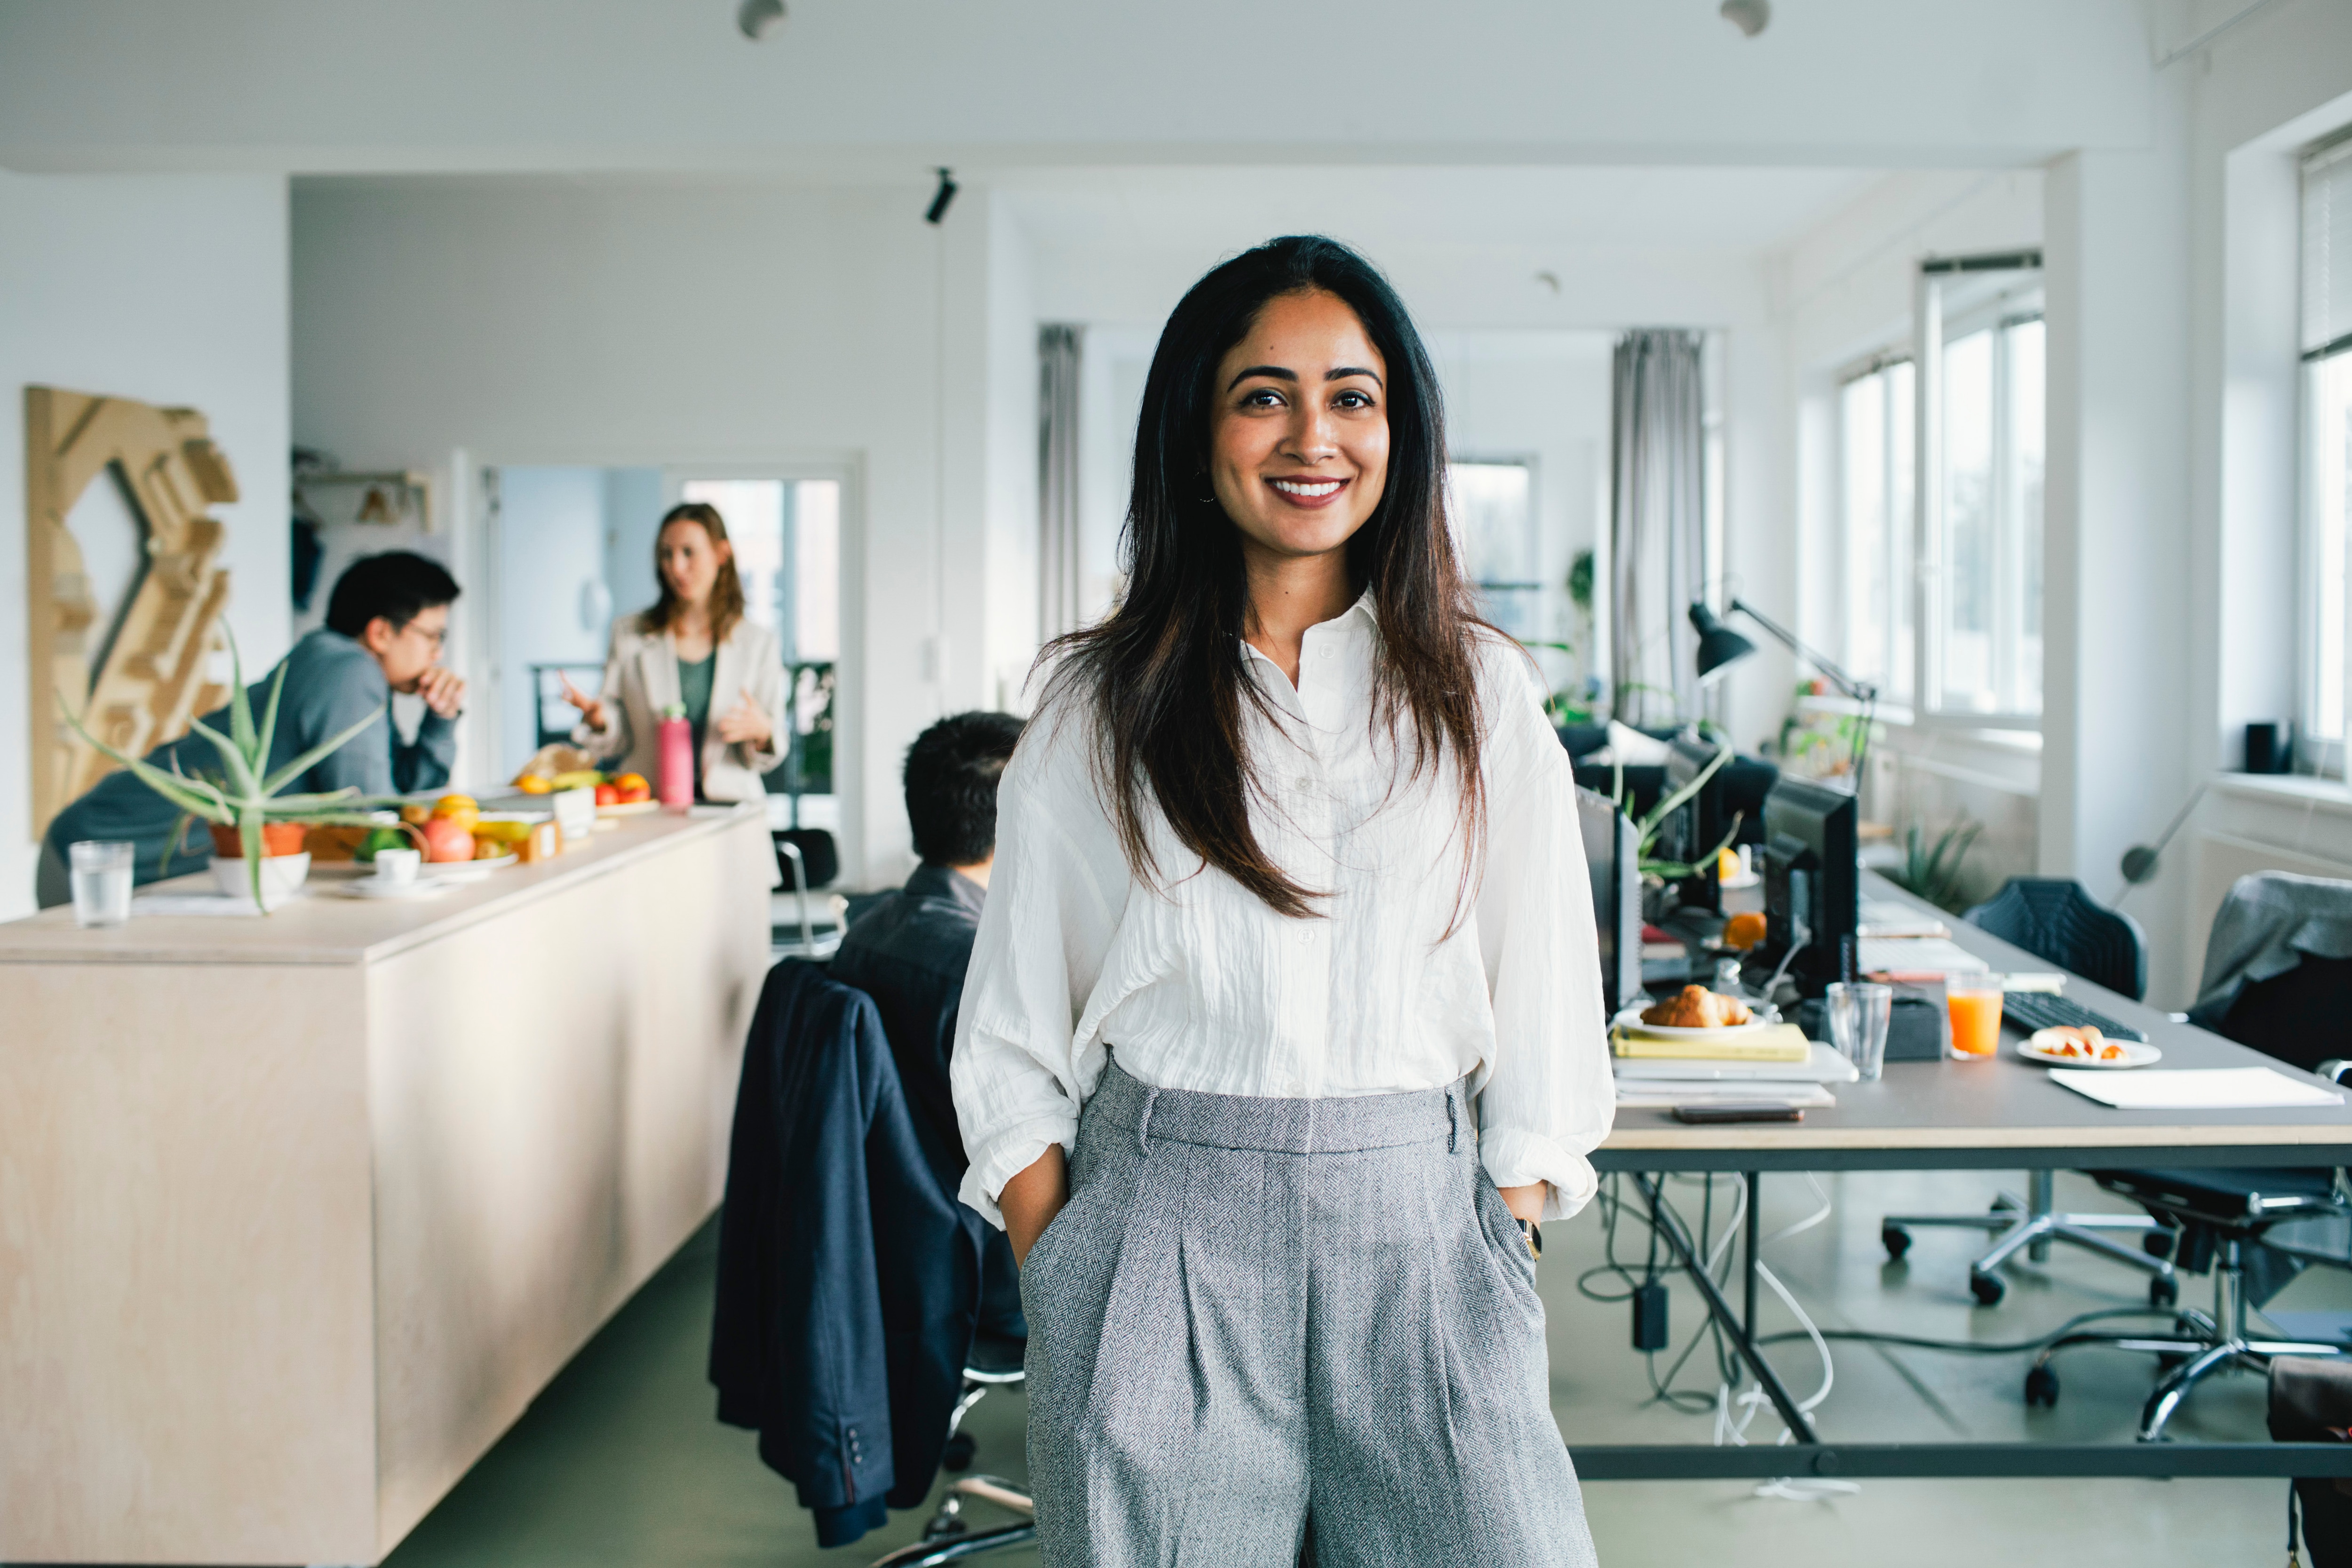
[384,1169,2350,1566]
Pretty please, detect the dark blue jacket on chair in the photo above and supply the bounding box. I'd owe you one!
[709,959,986,1548]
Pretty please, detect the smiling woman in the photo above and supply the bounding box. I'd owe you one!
[949,235,1611,1567]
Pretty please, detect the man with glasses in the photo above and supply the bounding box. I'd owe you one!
[37,551,467,904]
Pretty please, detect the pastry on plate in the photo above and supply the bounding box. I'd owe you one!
[1640,985,1755,1030]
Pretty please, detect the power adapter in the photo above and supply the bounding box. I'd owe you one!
[1631,1280,1669,1352]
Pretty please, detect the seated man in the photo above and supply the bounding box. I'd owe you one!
[829,709,1026,1335]
[38,551,466,905]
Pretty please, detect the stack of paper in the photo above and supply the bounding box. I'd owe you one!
[1611,1025,1843,1109]
[1857,936,1991,977]
[2047,1067,2345,1111]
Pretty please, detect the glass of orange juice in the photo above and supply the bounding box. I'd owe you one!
[1947,980,2005,1059]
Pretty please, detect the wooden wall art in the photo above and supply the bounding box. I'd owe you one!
[24,386,238,842]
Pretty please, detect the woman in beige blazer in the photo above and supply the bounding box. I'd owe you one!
[565,501,788,804]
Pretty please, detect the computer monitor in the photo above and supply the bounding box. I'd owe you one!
[1761,775,1859,998]
[1660,737,1732,915]
[1575,784,1643,1017]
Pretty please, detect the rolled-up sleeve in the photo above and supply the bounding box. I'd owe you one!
[1470,657,1616,1222]
[952,711,1128,1228]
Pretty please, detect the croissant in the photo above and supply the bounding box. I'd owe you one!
[1640,985,1755,1029]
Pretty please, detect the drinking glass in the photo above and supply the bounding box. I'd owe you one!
[68,840,134,929]
[1826,981,1893,1081]
[1947,980,2005,1059]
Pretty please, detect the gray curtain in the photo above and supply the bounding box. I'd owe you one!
[1038,324,1083,640]
[1610,328,1706,727]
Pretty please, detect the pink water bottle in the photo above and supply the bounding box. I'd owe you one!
[657,702,694,811]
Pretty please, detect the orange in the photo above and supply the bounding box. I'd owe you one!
[514,774,553,795]
[1722,911,1768,952]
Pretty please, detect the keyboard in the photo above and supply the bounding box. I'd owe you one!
[1999,989,2148,1044]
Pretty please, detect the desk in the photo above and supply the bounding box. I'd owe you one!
[1573,869,2352,1481]
[0,804,772,1565]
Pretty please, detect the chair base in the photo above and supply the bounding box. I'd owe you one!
[2024,1239,2349,1440]
[2027,1327,2346,1441]
[874,1373,1035,1567]
[1884,1176,2176,1306]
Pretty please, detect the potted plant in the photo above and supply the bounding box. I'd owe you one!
[61,630,395,910]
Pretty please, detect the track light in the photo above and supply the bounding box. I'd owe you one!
[1720,0,1769,37]
[925,168,958,226]
[737,0,785,41]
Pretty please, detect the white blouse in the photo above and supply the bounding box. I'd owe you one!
[950,594,1614,1227]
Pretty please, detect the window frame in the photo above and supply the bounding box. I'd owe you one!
[1832,349,1914,709]
[2298,129,2352,779]
[1913,257,2046,733]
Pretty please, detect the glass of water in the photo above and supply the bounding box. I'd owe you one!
[1826,981,1894,1082]
[69,840,135,929]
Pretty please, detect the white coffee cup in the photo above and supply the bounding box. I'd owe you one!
[375,847,421,888]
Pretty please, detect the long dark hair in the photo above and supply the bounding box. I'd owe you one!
[641,501,747,644]
[1042,235,1490,920]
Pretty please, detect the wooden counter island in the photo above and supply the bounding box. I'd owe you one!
[0,803,774,1566]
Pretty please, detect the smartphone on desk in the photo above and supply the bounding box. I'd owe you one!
[1671,1103,1805,1124]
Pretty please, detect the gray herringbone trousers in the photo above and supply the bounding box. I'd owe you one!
[1018,1059,1598,1568]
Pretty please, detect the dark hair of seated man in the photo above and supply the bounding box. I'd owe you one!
[831,709,1025,1181]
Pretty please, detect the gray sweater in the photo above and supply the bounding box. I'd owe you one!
[40,629,457,898]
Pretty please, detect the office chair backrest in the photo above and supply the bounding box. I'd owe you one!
[1963,877,2149,1001]
[773,828,838,889]
[2188,871,2352,1070]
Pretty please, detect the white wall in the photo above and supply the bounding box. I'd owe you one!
[493,467,611,774]
[290,175,1023,885]
[0,171,288,920]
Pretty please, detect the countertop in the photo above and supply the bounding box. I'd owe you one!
[0,802,764,968]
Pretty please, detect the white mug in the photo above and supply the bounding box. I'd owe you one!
[375,847,421,888]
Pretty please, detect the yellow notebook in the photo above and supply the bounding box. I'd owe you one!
[1611,1022,1812,1063]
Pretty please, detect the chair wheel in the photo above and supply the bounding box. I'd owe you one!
[1882,1225,1912,1262]
[2150,1274,2179,1309]
[1970,1269,2006,1306]
[2024,1364,2060,1407]
[941,1432,977,1473]
[2143,1229,2176,1260]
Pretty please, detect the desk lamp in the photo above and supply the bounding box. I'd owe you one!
[1688,599,1877,784]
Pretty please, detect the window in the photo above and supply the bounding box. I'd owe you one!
[1447,459,1540,638]
[2302,134,2352,765]
[1837,357,1914,703]
[1934,312,2043,715]
[679,476,842,805]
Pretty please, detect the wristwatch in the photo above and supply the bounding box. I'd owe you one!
[1516,1218,1542,1261]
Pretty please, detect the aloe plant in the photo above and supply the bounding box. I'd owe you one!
[61,629,394,910]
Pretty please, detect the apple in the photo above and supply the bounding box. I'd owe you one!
[420,817,476,863]
[595,784,620,806]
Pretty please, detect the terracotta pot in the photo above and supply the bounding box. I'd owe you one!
[209,820,310,858]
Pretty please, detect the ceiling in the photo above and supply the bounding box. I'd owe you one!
[999,167,1892,262]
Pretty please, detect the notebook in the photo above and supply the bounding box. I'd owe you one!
[1614,1081,1837,1110]
[1611,1022,1813,1063]
[2046,1067,2346,1112]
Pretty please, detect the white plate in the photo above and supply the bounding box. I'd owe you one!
[418,858,506,883]
[596,799,660,818]
[328,877,453,901]
[2018,1029,2162,1070]
[1612,1001,1779,1040]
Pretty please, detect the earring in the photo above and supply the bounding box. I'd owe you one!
[1197,476,1217,504]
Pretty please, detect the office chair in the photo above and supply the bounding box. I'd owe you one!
[2022,1155,2350,1440]
[2018,879,2352,1439]
[771,834,846,960]
[873,1329,1036,1566]
[1882,878,2175,1306]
